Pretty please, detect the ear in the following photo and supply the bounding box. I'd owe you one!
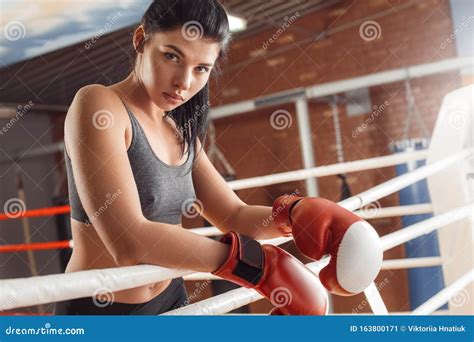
[133,25,147,53]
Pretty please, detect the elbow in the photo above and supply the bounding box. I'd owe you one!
[107,218,148,267]
[219,204,246,234]
[111,240,139,267]
[113,251,138,267]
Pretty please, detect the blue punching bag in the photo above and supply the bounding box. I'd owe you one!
[391,139,447,311]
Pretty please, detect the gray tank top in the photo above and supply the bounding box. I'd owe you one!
[65,100,196,225]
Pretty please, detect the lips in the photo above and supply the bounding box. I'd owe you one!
[164,92,184,101]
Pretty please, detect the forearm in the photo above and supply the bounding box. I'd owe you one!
[227,205,283,240]
[128,220,229,272]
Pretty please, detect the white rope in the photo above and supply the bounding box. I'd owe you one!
[187,203,434,238]
[235,149,472,249]
[0,266,194,311]
[163,261,330,315]
[411,269,474,315]
[0,151,470,312]
[183,256,444,281]
[380,257,442,270]
[5,202,432,260]
[164,204,472,315]
[357,203,432,219]
[363,283,388,314]
[167,286,261,315]
[381,204,473,251]
[339,149,472,211]
[228,150,428,190]
[365,203,472,315]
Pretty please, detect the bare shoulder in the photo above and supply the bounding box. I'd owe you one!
[67,84,127,123]
[64,84,129,157]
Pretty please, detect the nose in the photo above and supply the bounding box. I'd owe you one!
[174,68,192,92]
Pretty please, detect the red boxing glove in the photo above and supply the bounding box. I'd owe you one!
[212,232,328,315]
[272,195,383,296]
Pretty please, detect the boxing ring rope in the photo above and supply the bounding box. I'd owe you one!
[0,151,431,226]
[0,203,432,254]
[411,269,474,315]
[0,205,71,220]
[0,152,435,254]
[188,203,433,237]
[0,149,472,313]
[0,240,73,253]
[189,203,433,236]
[226,150,428,191]
[338,149,472,211]
[182,256,444,281]
[163,203,473,315]
[359,203,432,219]
[0,203,433,233]
[379,257,442,271]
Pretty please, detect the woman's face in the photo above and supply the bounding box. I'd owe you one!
[137,28,220,112]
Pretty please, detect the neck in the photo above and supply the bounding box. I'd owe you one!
[116,73,166,124]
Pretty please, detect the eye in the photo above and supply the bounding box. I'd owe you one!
[164,52,179,62]
[195,66,210,73]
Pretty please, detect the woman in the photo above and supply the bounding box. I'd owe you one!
[53,0,330,315]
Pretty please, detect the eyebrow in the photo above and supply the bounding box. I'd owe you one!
[163,44,214,67]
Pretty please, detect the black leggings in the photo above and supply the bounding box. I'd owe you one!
[53,277,188,315]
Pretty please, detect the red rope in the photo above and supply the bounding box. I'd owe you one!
[0,240,72,253]
[0,205,70,221]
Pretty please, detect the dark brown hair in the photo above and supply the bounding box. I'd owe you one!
[136,0,231,173]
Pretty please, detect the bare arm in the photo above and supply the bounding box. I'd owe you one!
[192,140,283,240]
[224,205,282,240]
[66,85,228,272]
[131,220,228,271]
